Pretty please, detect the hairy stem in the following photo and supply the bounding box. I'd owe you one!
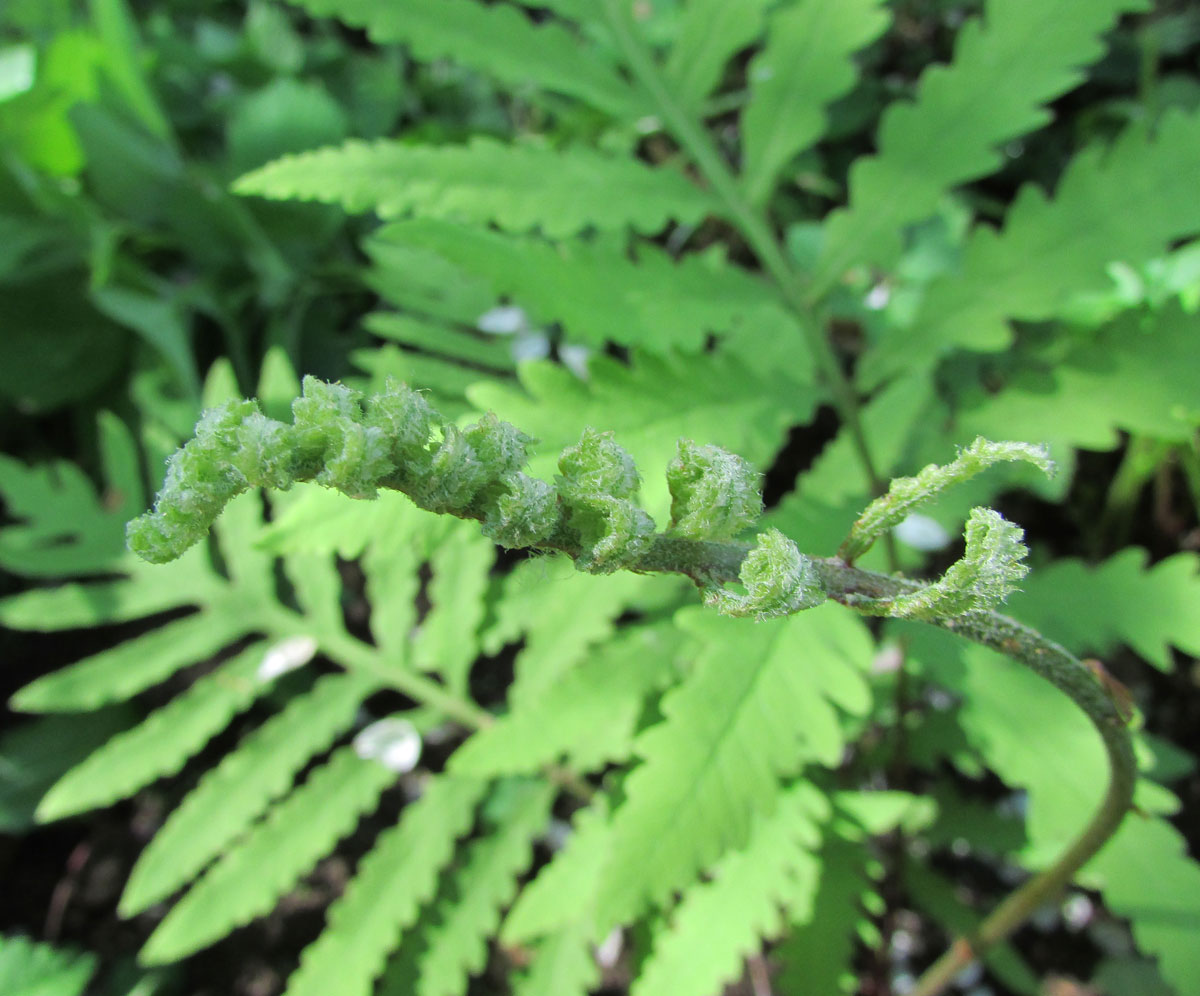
[599,0,884,492]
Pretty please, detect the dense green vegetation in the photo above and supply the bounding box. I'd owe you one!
[2,2,1198,995]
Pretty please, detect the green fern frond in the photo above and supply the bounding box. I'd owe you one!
[482,556,677,709]
[363,231,498,328]
[370,219,784,353]
[0,411,141,576]
[509,921,599,996]
[664,0,770,114]
[234,138,712,238]
[774,834,882,995]
[594,604,872,927]
[1091,815,1200,995]
[867,109,1200,384]
[1008,548,1200,672]
[416,780,555,996]
[283,776,486,996]
[812,0,1147,294]
[362,314,518,413]
[281,0,642,117]
[257,486,497,686]
[0,935,97,996]
[502,800,612,945]
[140,745,399,964]
[452,623,681,777]
[120,671,377,916]
[631,781,826,996]
[741,0,890,206]
[35,641,277,822]
[956,301,1200,455]
[11,613,245,713]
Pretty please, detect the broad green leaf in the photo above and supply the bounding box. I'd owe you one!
[283,776,486,996]
[741,0,890,205]
[140,746,398,964]
[595,604,872,926]
[812,0,1147,295]
[235,138,713,238]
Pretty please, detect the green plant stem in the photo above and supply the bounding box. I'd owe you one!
[599,0,884,493]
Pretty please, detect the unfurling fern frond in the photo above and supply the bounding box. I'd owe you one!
[840,436,1054,563]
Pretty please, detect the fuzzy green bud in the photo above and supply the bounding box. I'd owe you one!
[410,425,489,514]
[706,528,826,620]
[364,380,436,463]
[667,439,762,540]
[482,473,560,548]
[889,507,1029,620]
[557,427,640,499]
[557,428,655,573]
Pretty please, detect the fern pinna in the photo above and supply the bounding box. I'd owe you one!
[5,1,1200,995]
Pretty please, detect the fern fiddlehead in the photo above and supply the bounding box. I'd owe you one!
[129,378,1136,996]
